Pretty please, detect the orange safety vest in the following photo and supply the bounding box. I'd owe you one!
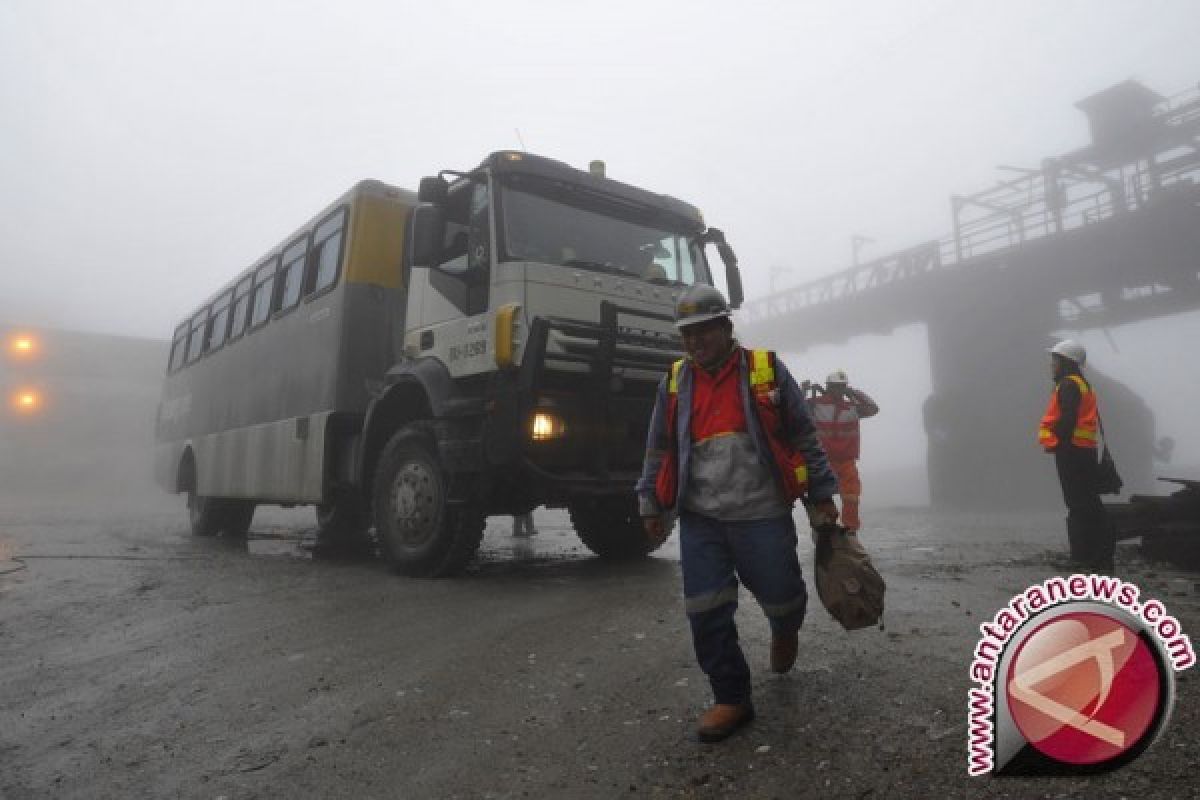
[810,395,862,462]
[654,349,809,509]
[1038,374,1099,450]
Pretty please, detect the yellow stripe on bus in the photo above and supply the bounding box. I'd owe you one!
[345,193,412,288]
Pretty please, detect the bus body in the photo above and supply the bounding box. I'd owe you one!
[155,152,743,576]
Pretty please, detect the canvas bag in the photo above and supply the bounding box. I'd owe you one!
[1095,415,1123,495]
[1096,446,1123,495]
[813,526,886,630]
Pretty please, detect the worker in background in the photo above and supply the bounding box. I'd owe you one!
[806,371,879,533]
[637,285,839,743]
[512,511,538,538]
[1038,339,1114,573]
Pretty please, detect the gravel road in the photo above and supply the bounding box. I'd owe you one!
[1,498,1196,799]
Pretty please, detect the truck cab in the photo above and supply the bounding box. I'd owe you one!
[366,151,743,575]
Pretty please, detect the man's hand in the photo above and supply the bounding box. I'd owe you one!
[806,498,839,530]
[643,515,668,545]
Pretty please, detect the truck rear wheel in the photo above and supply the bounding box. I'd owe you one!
[222,501,256,538]
[569,495,658,560]
[188,491,222,537]
[372,424,484,577]
[188,492,255,538]
[315,494,374,554]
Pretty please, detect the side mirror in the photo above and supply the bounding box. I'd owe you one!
[418,176,449,205]
[705,228,744,309]
[409,204,446,268]
[723,255,744,309]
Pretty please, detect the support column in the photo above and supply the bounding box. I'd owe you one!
[923,268,1063,508]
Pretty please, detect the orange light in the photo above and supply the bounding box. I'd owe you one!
[11,389,40,413]
[530,410,566,441]
[8,334,38,358]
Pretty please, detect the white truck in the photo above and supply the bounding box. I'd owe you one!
[155,151,743,576]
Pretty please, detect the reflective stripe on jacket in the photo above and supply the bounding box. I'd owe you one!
[635,347,838,516]
[1039,374,1099,450]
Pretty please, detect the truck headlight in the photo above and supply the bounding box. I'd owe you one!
[530,410,566,441]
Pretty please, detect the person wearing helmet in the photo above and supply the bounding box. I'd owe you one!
[636,284,839,743]
[805,370,879,533]
[511,510,538,538]
[1038,339,1114,573]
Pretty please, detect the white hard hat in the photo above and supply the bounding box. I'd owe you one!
[826,369,848,384]
[1048,339,1086,366]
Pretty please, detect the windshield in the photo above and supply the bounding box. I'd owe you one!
[498,181,712,287]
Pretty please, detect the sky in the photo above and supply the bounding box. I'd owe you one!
[3,0,1199,337]
[2,0,1199,483]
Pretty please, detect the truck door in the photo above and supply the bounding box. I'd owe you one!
[407,179,496,377]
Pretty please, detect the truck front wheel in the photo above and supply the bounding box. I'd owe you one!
[372,424,484,577]
[569,495,659,560]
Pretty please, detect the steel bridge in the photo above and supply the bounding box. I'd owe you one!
[739,81,1200,507]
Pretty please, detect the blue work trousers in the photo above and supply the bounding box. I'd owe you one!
[679,511,807,705]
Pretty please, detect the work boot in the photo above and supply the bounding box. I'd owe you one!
[770,630,798,674]
[696,702,755,743]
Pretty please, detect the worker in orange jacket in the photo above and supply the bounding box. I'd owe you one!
[806,371,879,532]
[1039,339,1113,573]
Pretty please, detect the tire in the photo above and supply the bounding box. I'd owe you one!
[188,492,255,538]
[315,494,374,553]
[221,501,256,538]
[188,490,223,537]
[372,424,484,577]
[569,494,658,560]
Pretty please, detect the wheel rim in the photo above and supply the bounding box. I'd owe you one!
[188,492,203,526]
[388,459,440,551]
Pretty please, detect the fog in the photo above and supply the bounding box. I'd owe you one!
[3,1,1199,333]
[773,312,1200,509]
[2,1,1199,509]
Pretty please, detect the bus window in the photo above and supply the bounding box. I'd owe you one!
[277,236,309,313]
[309,208,346,295]
[185,309,208,364]
[229,275,253,341]
[168,322,188,373]
[207,290,234,352]
[250,258,278,329]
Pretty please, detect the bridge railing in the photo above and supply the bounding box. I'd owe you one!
[739,241,945,323]
[740,85,1200,326]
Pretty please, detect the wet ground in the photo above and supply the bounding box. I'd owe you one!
[1,497,1197,799]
